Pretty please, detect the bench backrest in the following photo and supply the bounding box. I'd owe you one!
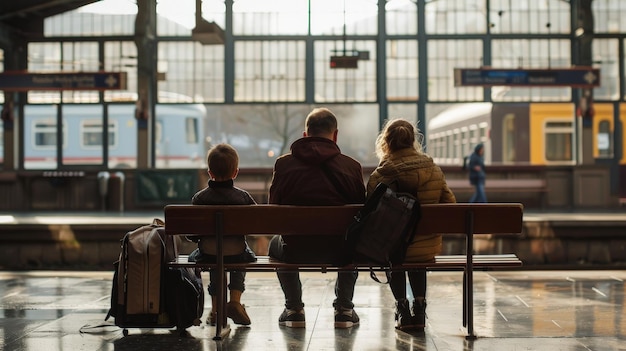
[164,203,524,237]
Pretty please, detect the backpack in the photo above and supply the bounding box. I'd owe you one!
[343,182,422,280]
[105,218,203,334]
[462,155,470,171]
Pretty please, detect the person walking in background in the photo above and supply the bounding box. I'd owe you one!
[268,107,366,329]
[367,118,456,331]
[187,143,257,326]
[468,143,487,203]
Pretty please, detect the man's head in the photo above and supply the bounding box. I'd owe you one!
[304,107,338,141]
[206,143,239,181]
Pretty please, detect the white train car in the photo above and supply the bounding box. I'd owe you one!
[20,103,207,169]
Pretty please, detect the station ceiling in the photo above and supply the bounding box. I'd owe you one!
[0,0,98,35]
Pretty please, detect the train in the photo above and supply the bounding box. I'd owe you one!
[427,101,626,200]
[1,103,208,169]
[427,101,626,167]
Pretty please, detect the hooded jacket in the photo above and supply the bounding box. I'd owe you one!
[269,136,366,262]
[367,147,456,262]
[469,143,486,185]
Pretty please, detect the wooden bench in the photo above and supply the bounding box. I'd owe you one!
[164,203,524,340]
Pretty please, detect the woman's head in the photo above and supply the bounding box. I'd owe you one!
[375,118,422,159]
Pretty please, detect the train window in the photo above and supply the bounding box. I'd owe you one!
[81,120,116,148]
[185,117,199,144]
[34,121,64,149]
[598,120,613,158]
[544,121,574,162]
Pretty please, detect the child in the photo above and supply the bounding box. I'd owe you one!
[187,143,257,326]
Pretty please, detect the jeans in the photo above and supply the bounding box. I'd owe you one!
[469,181,487,203]
[188,244,256,296]
[268,235,358,310]
[389,270,426,301]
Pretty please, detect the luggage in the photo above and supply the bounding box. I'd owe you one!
[105,218,203,335]
[344,182,422,272]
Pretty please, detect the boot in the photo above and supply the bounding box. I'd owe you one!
[412,298,427,330]
[394,299,415,330]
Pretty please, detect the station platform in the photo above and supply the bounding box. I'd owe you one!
[1,269,625,351]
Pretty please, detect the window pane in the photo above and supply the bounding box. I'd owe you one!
[425,0,487,34]
[63,105,103,166]
[428,40,483,101]
[107,104,136,168]
[310,0,378,35]
[233,0,308,35]
[315,40,377,102]
[24,105,60,169]
[158,42,224,103]
[235,41,306,102]
[386,0,417,35]
[545,121,573,162]
[104,41,138,102]
[489,0,570,34]
[492,39,571,102]
[386,40,418,101]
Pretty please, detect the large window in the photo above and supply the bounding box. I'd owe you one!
[234,41,306,102]
[492,39,571,102]
[158,42,224,103]
[314,40,377,102]
[386,40,418,101]
[428,40,483,101]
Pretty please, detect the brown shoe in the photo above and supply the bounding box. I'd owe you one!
[207,310,217,326]
[227,301,251,325]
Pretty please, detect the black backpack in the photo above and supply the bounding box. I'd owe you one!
[343,182,422,273]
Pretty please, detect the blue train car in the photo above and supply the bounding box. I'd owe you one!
[14,103,207,169]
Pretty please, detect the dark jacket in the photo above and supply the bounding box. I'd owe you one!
[269,136,366,262]
[468,144,486,185]
[367,148,456,262]
[191,179,256,256]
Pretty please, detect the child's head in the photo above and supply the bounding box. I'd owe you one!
[207,143,239,181]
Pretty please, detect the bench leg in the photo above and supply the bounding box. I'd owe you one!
[464,211,477,340]
[465,268,476,340]
[213,271,231,340]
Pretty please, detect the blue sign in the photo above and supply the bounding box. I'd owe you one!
[454,68,600,87]
[0,72,127,91]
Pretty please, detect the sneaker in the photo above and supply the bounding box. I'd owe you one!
[227,301,251,325]
[334,306,359,328]
[411,299,427,330]
[278,308,305,328]
[395,299,416,330]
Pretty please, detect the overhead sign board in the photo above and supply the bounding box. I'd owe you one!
[454,68,600,87]
[0,71,127,91]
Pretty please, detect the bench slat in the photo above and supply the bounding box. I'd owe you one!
[164,203,524,237]
[168,254,522,271]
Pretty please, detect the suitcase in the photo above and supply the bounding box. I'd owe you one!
[105,219,203,336]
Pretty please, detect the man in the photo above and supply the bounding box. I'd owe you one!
[268,107,366,328]
[468,143,487,203]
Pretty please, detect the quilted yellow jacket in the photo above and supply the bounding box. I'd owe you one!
[367,148,456,262]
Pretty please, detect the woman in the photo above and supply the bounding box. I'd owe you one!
[367,118,456,331]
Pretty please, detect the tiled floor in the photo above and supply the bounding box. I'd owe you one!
[1,270,625,351]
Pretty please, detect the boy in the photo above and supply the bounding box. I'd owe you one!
[188,143,257,326]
